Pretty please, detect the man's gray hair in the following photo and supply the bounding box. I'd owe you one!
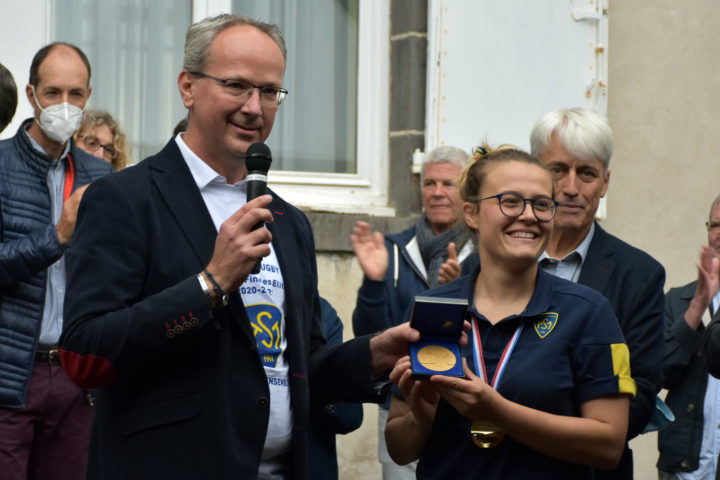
[530,108,614,170]
[183,13,287,73]
[421,145,469,178]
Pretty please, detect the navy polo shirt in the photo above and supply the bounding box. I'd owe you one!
[402,267,634,480]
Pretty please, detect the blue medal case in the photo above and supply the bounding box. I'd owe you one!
[409,295,468,377]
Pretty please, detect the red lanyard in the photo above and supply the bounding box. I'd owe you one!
[63,154,75,202]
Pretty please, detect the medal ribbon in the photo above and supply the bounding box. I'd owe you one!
[470,315,523,389]
[63,154,75,202]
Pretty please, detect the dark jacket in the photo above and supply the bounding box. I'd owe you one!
[658,281,708,473]
[579,223,665,441]
[577,223,666,480]
[702,308,720,380]
[0,118,110,408]
[308,298,363,480]
[700,295,720,480]
[59,139,383,480]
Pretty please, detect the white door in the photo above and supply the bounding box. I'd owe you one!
[425,0,608,152]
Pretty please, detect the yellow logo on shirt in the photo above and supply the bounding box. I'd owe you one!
[248,303,284,367]
[534,312,558,339]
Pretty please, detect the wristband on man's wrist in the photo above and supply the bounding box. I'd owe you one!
[197,273,215,307]
[203,269,229,307]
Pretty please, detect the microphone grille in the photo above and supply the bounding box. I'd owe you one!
[246,142,272,172]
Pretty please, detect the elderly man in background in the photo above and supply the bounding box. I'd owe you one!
[351,145,473,479]
[660,194,720,479]
[530,107,665,480]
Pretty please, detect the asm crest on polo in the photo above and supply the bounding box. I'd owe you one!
[534,312,558,339]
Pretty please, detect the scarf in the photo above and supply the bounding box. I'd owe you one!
[415,215,473,288]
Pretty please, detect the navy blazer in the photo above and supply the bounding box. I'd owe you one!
[578,223,665,438]
[579,223,665,480]
[59,140,382,480]
[309,298,363,480]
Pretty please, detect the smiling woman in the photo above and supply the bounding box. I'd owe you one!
[464,150,556,275]
[74,109,129,171]
[385,146,636,479]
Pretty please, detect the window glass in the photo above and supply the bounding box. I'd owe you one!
[232,0,358,173]
[55,0,191,164]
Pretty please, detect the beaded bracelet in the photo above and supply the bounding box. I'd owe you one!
[203,269,229,307]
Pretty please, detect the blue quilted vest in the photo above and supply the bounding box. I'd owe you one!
[0,119,111,408]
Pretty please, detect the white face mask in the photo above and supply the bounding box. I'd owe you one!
[32,87,84,144]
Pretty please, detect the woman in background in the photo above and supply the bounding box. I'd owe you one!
[385,147,635,479]
[75,109,129,170]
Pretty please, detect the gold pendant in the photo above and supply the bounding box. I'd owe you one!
[470,421,504,448]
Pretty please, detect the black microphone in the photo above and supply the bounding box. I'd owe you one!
[245,142,272,274]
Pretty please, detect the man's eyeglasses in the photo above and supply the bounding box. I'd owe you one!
[706,221,720,231]
[78,135,117,160]
[477,192,558,222]
[189,71,288,108]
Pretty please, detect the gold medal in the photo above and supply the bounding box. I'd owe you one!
[470,421,505,448]
[416,345,457,372]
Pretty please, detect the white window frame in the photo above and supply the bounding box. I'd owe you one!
[195,0,393,215]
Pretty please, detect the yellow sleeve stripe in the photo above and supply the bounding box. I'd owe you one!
[611,343,637,397]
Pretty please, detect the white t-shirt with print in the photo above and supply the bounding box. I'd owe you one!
[175,136,292,478]
[240,249,292,474]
